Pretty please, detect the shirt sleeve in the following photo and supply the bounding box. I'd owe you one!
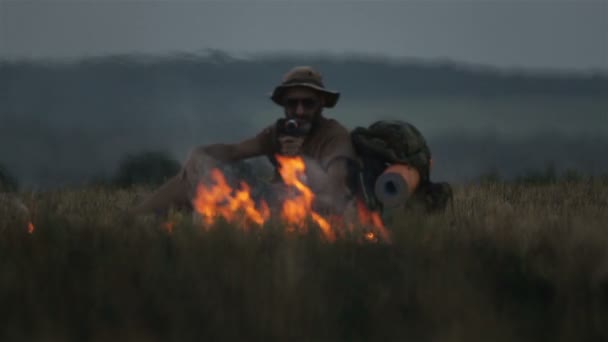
[318,123,358,170]
[254,124,277,157]
[200,124,276,162]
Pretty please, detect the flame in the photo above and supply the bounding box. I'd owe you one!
[356,200,391,243]
[364,231,377,243]
[27,222,35,234]
[164,221,174,234]
[190,156,390,244]
[193,168,270,228]
[276,155,335,242]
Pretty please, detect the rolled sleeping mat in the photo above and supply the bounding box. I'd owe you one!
[374,164,421,208]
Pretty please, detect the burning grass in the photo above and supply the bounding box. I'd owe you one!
[190,156,387,243]
[1,180,608,341]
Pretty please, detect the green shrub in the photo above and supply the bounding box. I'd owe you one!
[113,151,181,187]
[515,162,558,185]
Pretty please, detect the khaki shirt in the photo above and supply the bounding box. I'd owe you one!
[199,115,357,171]
[255,116,357,170]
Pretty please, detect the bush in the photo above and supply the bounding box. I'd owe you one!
[478,168,502,184]
[515,162,558,185]
[113,151,181,187]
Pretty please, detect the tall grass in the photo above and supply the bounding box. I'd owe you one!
[1,181,607,341]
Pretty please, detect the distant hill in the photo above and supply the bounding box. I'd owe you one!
[1,52,607,187]
[2,52,607,99]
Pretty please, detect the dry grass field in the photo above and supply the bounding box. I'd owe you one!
[1,180,607,341]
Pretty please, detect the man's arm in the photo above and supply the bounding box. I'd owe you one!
[132,127,274,215]
[181,134,268,190]
[200,135,268,162]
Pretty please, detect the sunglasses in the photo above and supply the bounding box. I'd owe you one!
[284,97,319,110]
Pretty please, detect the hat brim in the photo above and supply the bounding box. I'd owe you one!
[270,83,340,108]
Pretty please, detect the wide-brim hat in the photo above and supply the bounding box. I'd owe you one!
[270,66,340,108]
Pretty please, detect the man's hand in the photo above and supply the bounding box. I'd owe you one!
[278,135,305,156]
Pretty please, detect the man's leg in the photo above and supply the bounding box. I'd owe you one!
[131,147,219,215]
[130,174,191,215]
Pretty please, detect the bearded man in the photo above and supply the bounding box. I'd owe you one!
[133,66,358,214]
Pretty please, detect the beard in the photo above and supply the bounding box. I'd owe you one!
[284,108,323,128]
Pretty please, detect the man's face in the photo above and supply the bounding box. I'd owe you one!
[282,87,324,123]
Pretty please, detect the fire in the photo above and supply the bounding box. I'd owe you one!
[356,200,391,243]
[27,221,34,234]
[191,156,389,243]
[164,221,174,234]
[192,168,270,228]
[364,231,377,243]
[276,155,335,242]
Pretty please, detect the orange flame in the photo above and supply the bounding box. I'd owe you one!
[164,221,174,234]
[364,231,378,243]
[190,156,390,243]
[193,168,270,228]
[27,222,35,234]
[276,155,335,242]
[356,200,391,243]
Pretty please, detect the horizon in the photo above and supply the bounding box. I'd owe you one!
[2,50,607,78]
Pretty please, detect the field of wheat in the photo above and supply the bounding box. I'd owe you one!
[1,180,607,341]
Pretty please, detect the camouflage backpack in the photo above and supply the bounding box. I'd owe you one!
[350,120,453,214]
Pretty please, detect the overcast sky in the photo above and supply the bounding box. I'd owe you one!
[1,0,607,71]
